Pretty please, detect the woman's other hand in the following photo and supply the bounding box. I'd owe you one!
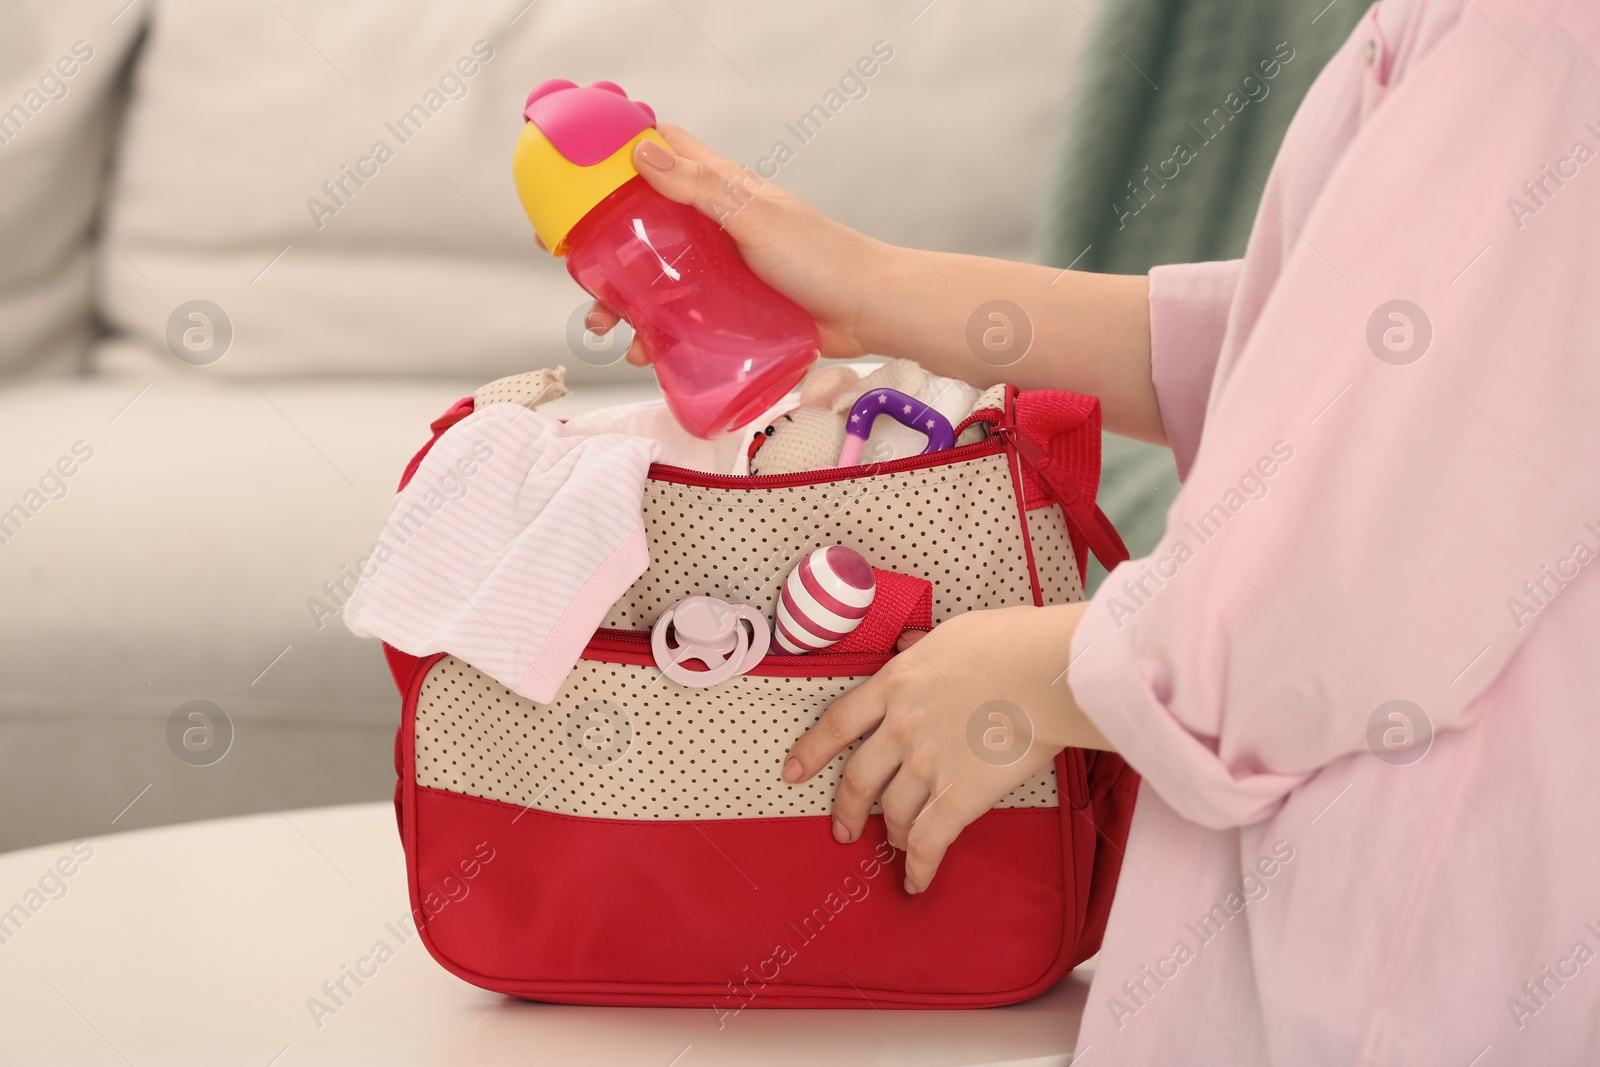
[782,603,1111,895]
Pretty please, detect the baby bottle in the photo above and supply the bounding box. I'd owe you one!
[513,80,820,438]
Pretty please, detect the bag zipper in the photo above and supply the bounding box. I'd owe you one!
[583,627,895,677]
[645,412,1005,489]
[993,416,1130,571]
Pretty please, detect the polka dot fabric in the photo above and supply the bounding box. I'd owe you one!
[414,656,1060,820]
[472,367,569,410]
[970,384,1009,419]
[1025,505,1086,605]
[601,452,1073,630]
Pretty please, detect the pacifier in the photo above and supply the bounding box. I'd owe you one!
[651,596,771,687]
[837,388,956,468]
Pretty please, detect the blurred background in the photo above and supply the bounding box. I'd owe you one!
[0,0,1362,852]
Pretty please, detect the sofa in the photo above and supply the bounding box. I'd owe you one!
[0,0,1102,851]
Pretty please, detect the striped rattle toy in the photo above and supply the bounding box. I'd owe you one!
[774,546,876,654]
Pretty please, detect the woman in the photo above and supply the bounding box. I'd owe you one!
[592,0,1600,1059]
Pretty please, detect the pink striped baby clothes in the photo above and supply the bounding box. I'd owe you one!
[342,402,669,703]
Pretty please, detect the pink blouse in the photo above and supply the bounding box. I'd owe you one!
[1069,0,1600,1061]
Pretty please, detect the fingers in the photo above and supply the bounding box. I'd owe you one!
[877,770,929,852]
[784,677,886,784]
[585,305,620,333]
[902,792,974,895]
[654,123,721,162]
[633,129,769,232]
[624,335,651,367]
[581,304,653,366]
[830,733,901,845]
[880,768,976,894]
[895,629,929,652]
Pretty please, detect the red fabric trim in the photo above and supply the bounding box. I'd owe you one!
[1055,750,1089,958]
[830,568,932,655]
[1011,390,1100,513]
[1069,751,1140,962]
[647,435,1004,489]
[1006,391,1131,575]
[1003,386,1048,609]
[406,784,1075,1008]
[382,643,425,699]
[398,396,475,492]
[584,632,894,676]
[953,405,1001,439]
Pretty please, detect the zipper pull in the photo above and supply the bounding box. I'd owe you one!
[1004,424,1081,505]
[1003,423,1130,569]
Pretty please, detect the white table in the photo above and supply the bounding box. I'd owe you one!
[0,804,1090,1065]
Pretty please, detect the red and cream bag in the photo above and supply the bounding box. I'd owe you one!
[382,382,1140,1009]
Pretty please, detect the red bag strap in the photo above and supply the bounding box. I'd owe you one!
[1008,425,1129,571]
[398,396,475,491]
[1002,387,1130,574]
[830,568,933,655]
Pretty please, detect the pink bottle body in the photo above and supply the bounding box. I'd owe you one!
[564,177,820,438]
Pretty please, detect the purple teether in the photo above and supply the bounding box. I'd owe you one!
[837,388,956,468]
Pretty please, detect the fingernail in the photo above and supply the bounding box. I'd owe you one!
[904,878,920,895]
[585,312,605,332]
[832,818,851,843]
[636,140,675,170]
[783,757,803,783]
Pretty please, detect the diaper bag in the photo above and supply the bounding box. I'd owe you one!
[382,381,1140,1009]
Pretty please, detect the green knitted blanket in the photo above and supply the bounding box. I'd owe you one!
[1045,0,1367,275]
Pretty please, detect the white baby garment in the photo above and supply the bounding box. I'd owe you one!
[342,403,670,703]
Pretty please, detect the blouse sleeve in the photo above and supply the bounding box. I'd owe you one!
[1067,18,1600,830]
[1147,259,1243,480]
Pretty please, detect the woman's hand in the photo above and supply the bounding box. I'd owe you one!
[583,124,890,366]
[782,603,1112,895]
[582,127,1165,443]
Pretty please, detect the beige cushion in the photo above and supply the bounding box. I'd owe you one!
[0,373,658,850]
[0,373,659,723]
[0,0,145,378]
[95,0,1088,383]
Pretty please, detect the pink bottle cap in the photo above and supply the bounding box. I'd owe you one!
[523,79,657,167]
